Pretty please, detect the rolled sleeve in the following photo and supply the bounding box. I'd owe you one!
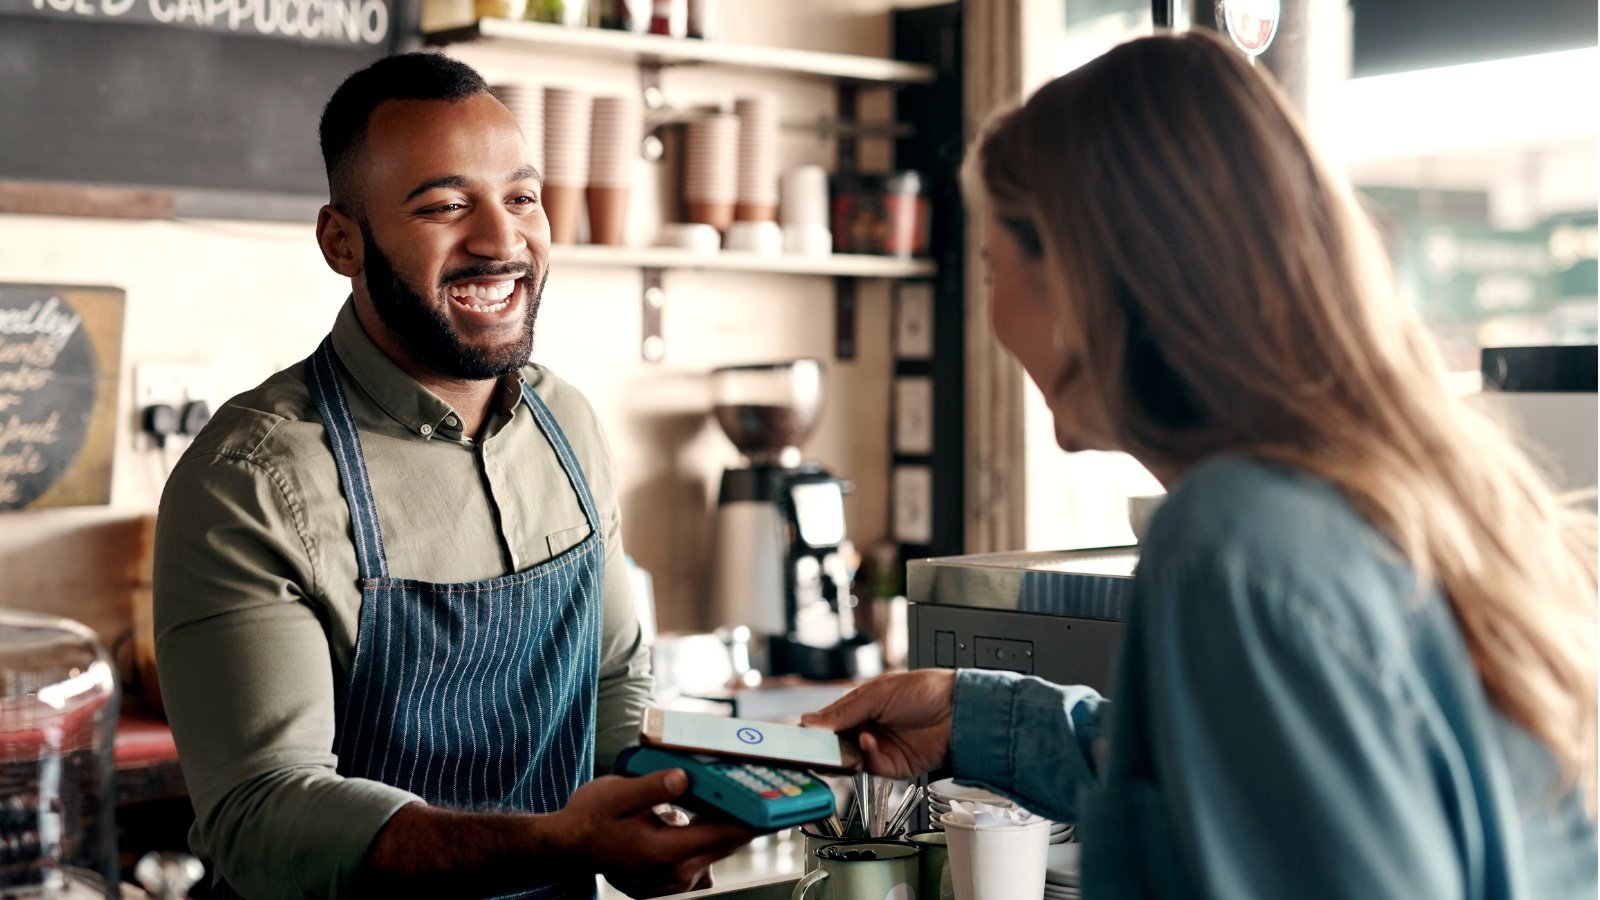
[951,669,1106,823]
[154,445,417,900]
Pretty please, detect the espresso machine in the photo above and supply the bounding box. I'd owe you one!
[707,360,882,680]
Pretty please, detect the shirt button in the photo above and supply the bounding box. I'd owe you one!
[419,423,433,436]
[446,416,459,428]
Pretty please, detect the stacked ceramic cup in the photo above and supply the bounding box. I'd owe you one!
[493,84,543,172]
[587,95,640,246]
[683,111,739,235]
[733,93,779,223]
[542,86,591,244]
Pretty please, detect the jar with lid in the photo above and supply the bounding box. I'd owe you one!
[473,0,526,20]
[526,0,589,25]
[648,0,684,37]
[0,610,119,898]
[829,170,931,257]
[596,0,647,31]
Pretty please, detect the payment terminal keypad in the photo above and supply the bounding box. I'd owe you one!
[615,746,836,831]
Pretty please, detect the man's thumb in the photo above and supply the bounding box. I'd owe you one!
[638,767,689,804]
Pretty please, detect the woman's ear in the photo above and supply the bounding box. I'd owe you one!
[315,205,362,278]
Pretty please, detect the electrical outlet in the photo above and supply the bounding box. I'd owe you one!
[892,465,933,545]
[134,363,216,410]
[133,363,218,449]
[894,377,933,454]
[895,282,935,359]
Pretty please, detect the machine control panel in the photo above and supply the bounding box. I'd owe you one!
[974,636,1035,674]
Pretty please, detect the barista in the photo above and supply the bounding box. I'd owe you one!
[153,53,754,899]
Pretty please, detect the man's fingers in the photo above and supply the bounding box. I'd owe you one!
[607,769,690,815]
[648,820,759,861]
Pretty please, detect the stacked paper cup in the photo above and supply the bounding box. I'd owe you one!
[684,112,739,235]
[587,95,640,246]
[542,87,591,244]
[781,165,832,256]
[493,84,543,172]
[733,93,779,223]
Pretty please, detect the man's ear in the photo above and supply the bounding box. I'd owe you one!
[316,205,363,278]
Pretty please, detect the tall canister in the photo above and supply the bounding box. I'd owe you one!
[0,610,119,898]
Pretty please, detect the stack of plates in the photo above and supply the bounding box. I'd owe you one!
[926,778,1010,831]
[1043,841,1081,900]
[926,779,1074,845]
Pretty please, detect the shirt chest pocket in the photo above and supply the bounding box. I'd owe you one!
[545,524,592,558]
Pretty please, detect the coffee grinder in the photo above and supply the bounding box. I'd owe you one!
[707,360,882,680]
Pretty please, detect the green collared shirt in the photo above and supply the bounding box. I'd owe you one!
[153,300,653,900]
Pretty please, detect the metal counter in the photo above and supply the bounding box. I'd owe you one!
[649,874,800,899]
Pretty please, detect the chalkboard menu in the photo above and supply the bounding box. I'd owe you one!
[0,284,124,511]
[0,1,418,220]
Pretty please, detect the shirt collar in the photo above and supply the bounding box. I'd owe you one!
[329,298,525,441]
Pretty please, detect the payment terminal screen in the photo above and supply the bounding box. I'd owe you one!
[661,710,844,768]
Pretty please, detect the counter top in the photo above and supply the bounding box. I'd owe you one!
[600,830,806,899]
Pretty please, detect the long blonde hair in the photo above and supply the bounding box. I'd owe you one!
[972,31,1597,801]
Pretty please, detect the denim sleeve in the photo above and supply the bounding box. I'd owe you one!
[949,668,1108,822]
[1141,551,1465,899]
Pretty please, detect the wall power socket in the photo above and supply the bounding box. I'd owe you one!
[134,363,218,450]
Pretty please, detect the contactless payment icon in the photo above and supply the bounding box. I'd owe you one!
[736,727,764,745]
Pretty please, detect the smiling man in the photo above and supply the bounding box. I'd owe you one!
[152,53,752,900]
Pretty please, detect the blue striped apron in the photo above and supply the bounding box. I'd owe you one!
[306,337,602,900]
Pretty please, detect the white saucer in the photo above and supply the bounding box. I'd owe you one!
[1046,841,1081,886]
[927,778,1011,805]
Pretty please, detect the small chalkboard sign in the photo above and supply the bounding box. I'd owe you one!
[0,284,125,511]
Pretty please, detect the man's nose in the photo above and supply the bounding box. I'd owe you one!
[464,205,529,260]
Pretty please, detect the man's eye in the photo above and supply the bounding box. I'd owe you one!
[509,194,539,207]
[424,202,466,214]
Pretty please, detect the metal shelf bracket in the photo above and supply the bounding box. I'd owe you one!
[641,268,666,362]
[835,277,858,360]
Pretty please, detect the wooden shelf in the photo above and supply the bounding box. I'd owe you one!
[551,244,936,278]
[425,18,938,85]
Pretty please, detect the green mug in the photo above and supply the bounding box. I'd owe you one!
[800,825,854,873]
[792,840,920,900]
[904,831,953,900]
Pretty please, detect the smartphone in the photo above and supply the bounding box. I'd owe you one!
[639,707,861,773]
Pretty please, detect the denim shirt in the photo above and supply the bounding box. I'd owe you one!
[949,455,1596,898]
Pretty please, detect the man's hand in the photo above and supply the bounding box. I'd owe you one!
[553,771,758,897]
[801,670,957,779]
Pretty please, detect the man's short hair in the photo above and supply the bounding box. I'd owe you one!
[319,52,491,212]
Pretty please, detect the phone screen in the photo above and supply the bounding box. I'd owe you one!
[650,709,845,769]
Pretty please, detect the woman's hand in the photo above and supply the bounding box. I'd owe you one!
[801,670,957,779]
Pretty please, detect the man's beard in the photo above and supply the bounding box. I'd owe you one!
[360,220,546,381]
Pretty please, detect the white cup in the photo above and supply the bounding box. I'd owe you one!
[784,223,833,257]
[781,164,830,228]
[724,220,783,255]
[655,223,723,253]
[940,812,1051,900]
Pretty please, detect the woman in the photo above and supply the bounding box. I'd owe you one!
[802,31,1597,898]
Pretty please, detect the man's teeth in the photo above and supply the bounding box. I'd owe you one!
[447,280,516,303]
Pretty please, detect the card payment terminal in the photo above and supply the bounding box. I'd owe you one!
[615,745,836,831]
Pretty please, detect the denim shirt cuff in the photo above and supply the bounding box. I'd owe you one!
[950,668,1024,795]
